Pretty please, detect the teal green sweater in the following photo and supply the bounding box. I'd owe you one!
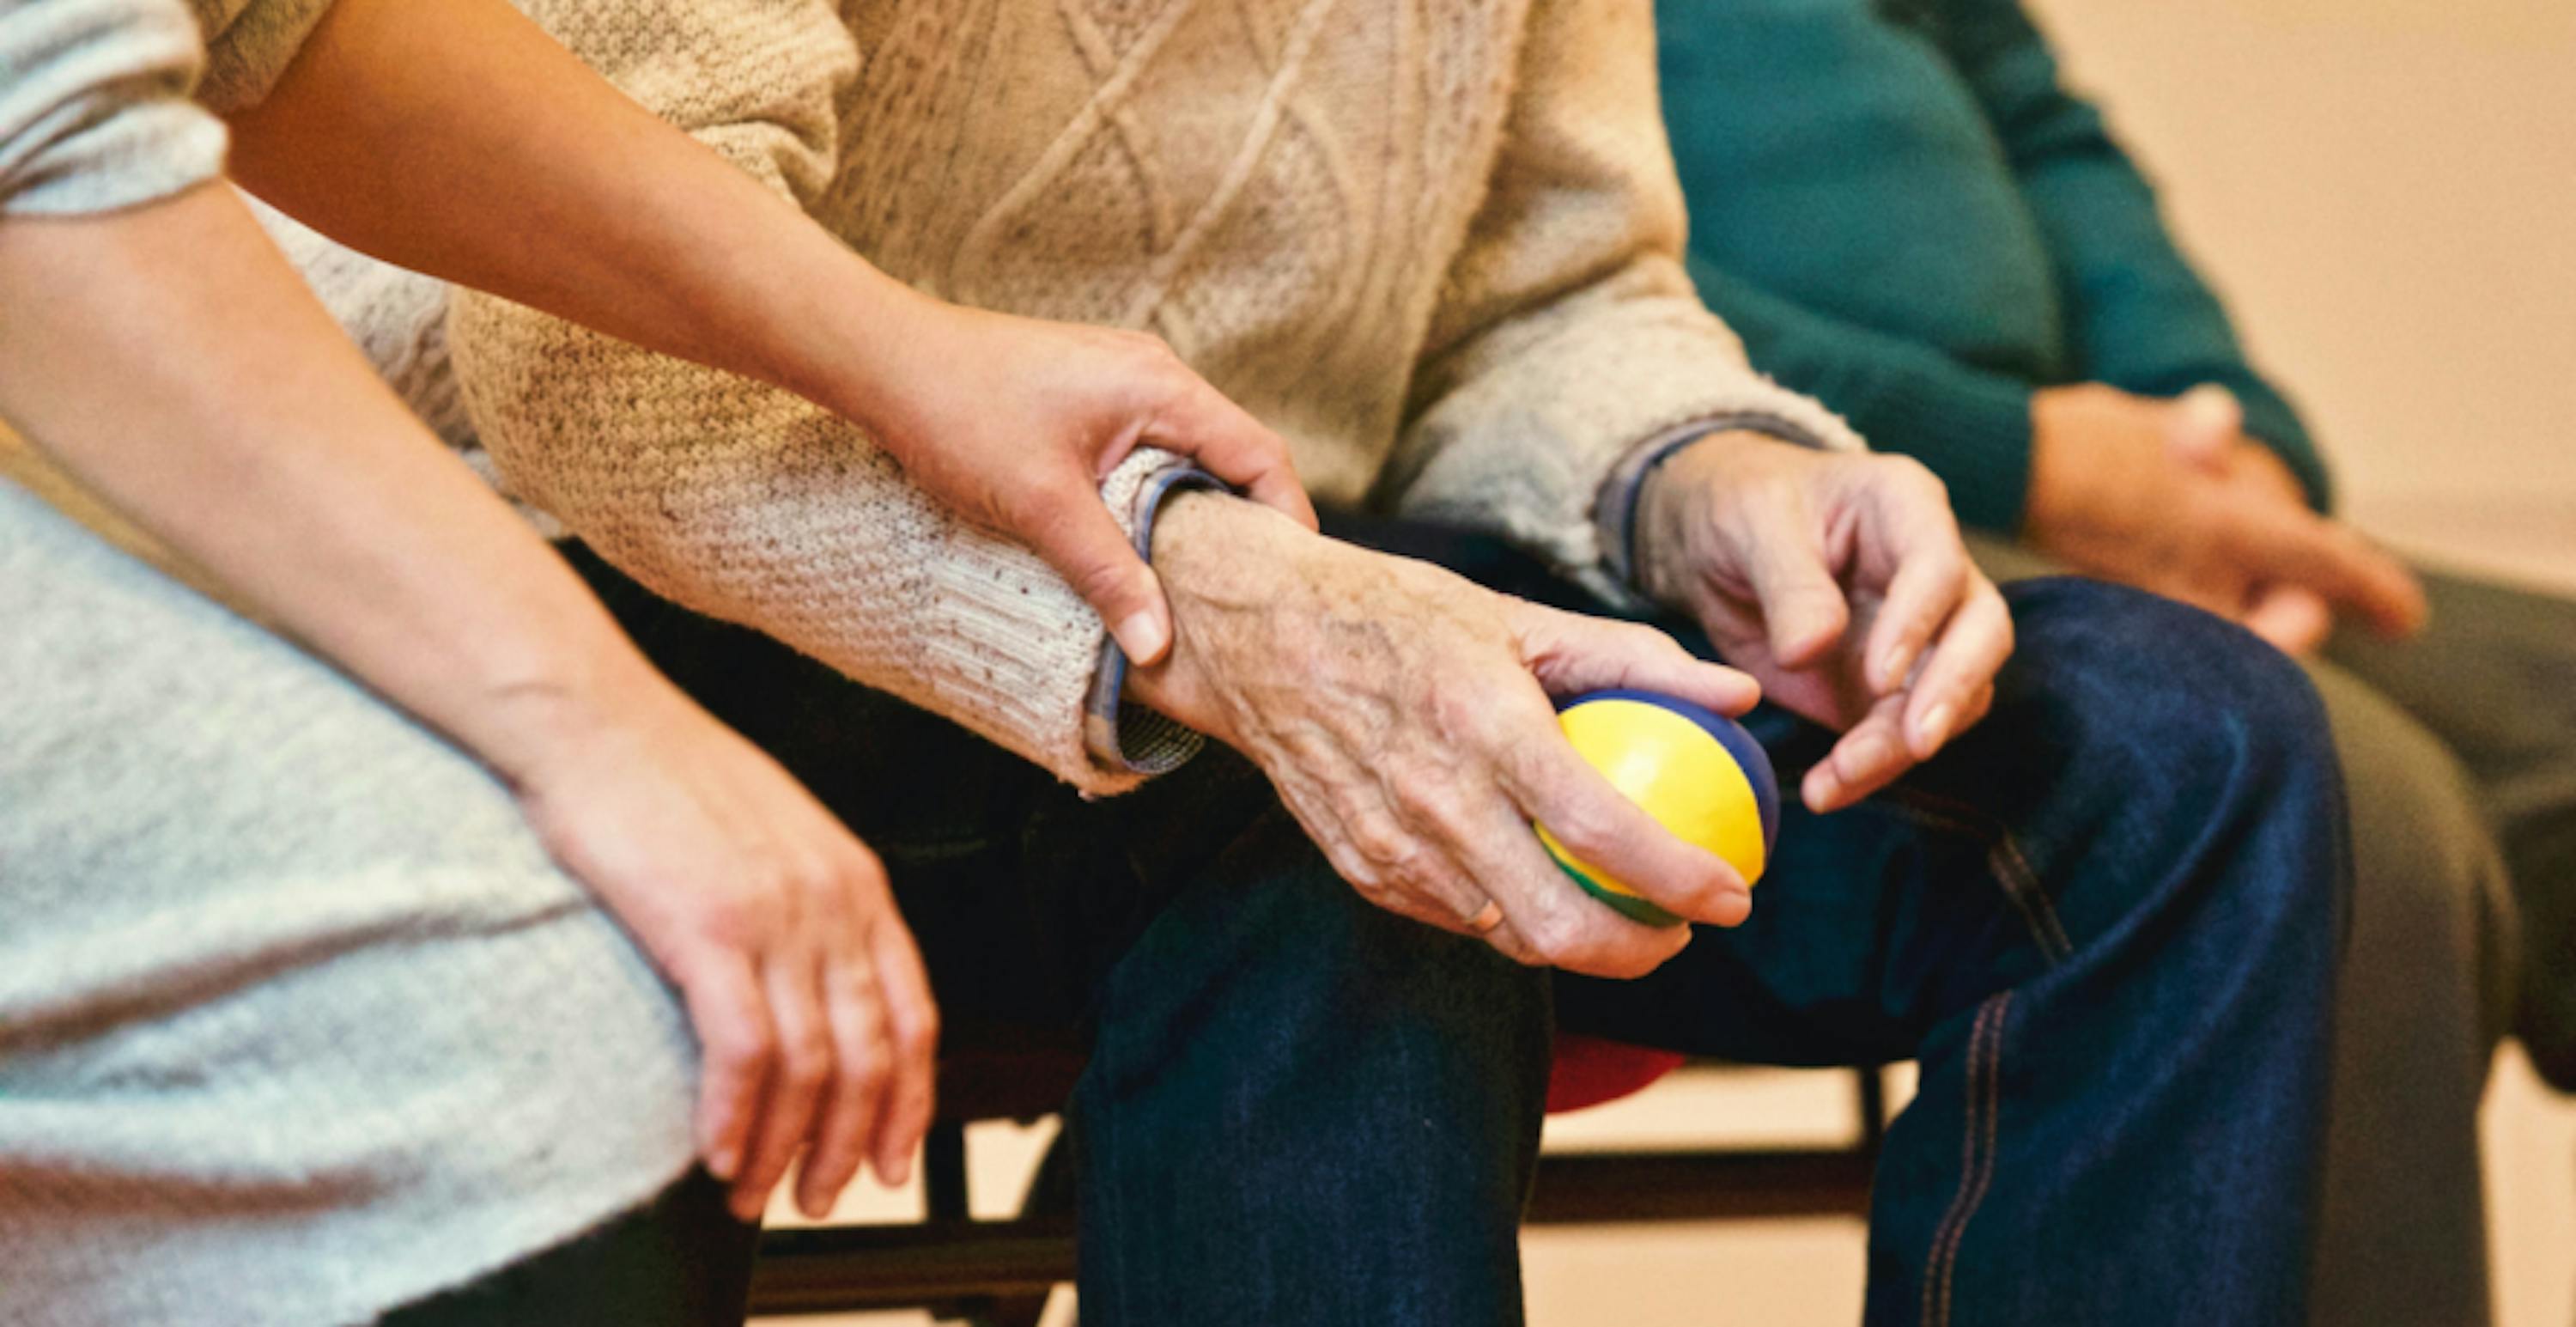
[1657,0,2331,532]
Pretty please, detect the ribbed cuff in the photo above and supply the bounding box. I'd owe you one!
[1081,465,1227,781]
[1844,362,2038,536]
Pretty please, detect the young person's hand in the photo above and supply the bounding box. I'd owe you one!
[492,674,939,1224]
[2026,383,2424,654]
[1635,433,2014,813]
[846,300,1316,667]
[228,0,1315,674]
[0,178,942,1227]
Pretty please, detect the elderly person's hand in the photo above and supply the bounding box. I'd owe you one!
[2026,383,2426,655]
[1126,495,1761,978]
[1634,432,2014,813]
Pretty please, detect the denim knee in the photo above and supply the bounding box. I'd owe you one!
[1990,578,2348,953]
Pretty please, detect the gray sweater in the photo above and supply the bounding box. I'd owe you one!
[0,5,700,1324]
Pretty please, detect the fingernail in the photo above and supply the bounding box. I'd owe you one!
[1915,703,1955,754]
[1802,765,1840,813]
[1115,611,1169,665]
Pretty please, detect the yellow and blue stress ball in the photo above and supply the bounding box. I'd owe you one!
[1538,689,1780,928]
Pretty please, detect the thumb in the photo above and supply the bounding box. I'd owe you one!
[1149,385,1320,532]
[2166,384,2243,471]
[1025,494,1176,665]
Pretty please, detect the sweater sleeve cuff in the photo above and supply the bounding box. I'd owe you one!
[1081,465,1229,780]
[0,0,228,216]
[1594,412,1856,601]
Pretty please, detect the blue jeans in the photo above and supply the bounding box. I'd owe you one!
[568,520,2348,1327]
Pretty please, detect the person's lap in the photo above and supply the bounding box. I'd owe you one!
[2324,566,2576,1091]
[571,514,2347,1327]
[1965,533,2518,1325]
[0,479,709,1326]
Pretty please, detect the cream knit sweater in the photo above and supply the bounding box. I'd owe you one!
[453,0,1862,795]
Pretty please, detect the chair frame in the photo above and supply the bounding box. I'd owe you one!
[748,1064,1889,1319]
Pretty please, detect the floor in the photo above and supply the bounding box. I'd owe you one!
[756,1046,2574,1327]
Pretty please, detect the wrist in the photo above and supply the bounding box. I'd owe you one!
[765,259,948,443]
[1121,490,1321,747]
[2023,389,2123,546]
[1632,429,1774,604]
[459,641,696,793]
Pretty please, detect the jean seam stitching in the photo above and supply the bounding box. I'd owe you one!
[1921,996,1997,1327]
[1923,990,2011,1327]
[1882,789,2075,964]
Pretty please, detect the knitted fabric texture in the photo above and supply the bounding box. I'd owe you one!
[447,0,1862,795]
[0,476,701,1327]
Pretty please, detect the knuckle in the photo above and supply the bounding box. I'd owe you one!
[1522,913,1587,966]
[778,1046,829,1098]
[1345,807,1416,869]
[1539,801,1619,861]
[717,1023,777,1075]
[843,1051,890,1096]
[696,883,776,948]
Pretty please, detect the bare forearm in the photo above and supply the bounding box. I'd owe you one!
[0,182,671,779]
[222,0,921,433]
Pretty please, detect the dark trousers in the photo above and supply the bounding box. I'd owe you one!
[548,519,2350,1327]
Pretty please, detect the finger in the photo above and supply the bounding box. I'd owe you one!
[1860,535,1971,697]
[866,920,940,1186]
[795,948,890,1219]
[1899,575,2014,759]
[1739,506,1850,667]
[1018,489,1176,665]
[677,950,774,1187]
[1959,681,1996,731]
[2166,385,2243,471]
[2234,514,2427,638]
[1492,719,1753,929]
[1151,385,1319,531]
[2242,583,2333,656]
[1510,603,1762,715]
[1354,723,1690,977]
[1459,785,1696,979]
[731,953,835,1222]
[1801,691,1915,814]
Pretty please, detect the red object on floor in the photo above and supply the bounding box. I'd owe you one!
[1546,1033,1686,1113]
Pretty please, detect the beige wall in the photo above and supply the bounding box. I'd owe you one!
[2026,0,2576,588]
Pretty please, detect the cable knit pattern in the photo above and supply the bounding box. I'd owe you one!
[451,0,1861,795]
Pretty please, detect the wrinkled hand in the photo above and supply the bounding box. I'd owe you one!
[494,675,939,1223]
[851,298,1317,666]
[1636,432,2014,813]
[1127,494,1762,977]
[2027,383,2425,654]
